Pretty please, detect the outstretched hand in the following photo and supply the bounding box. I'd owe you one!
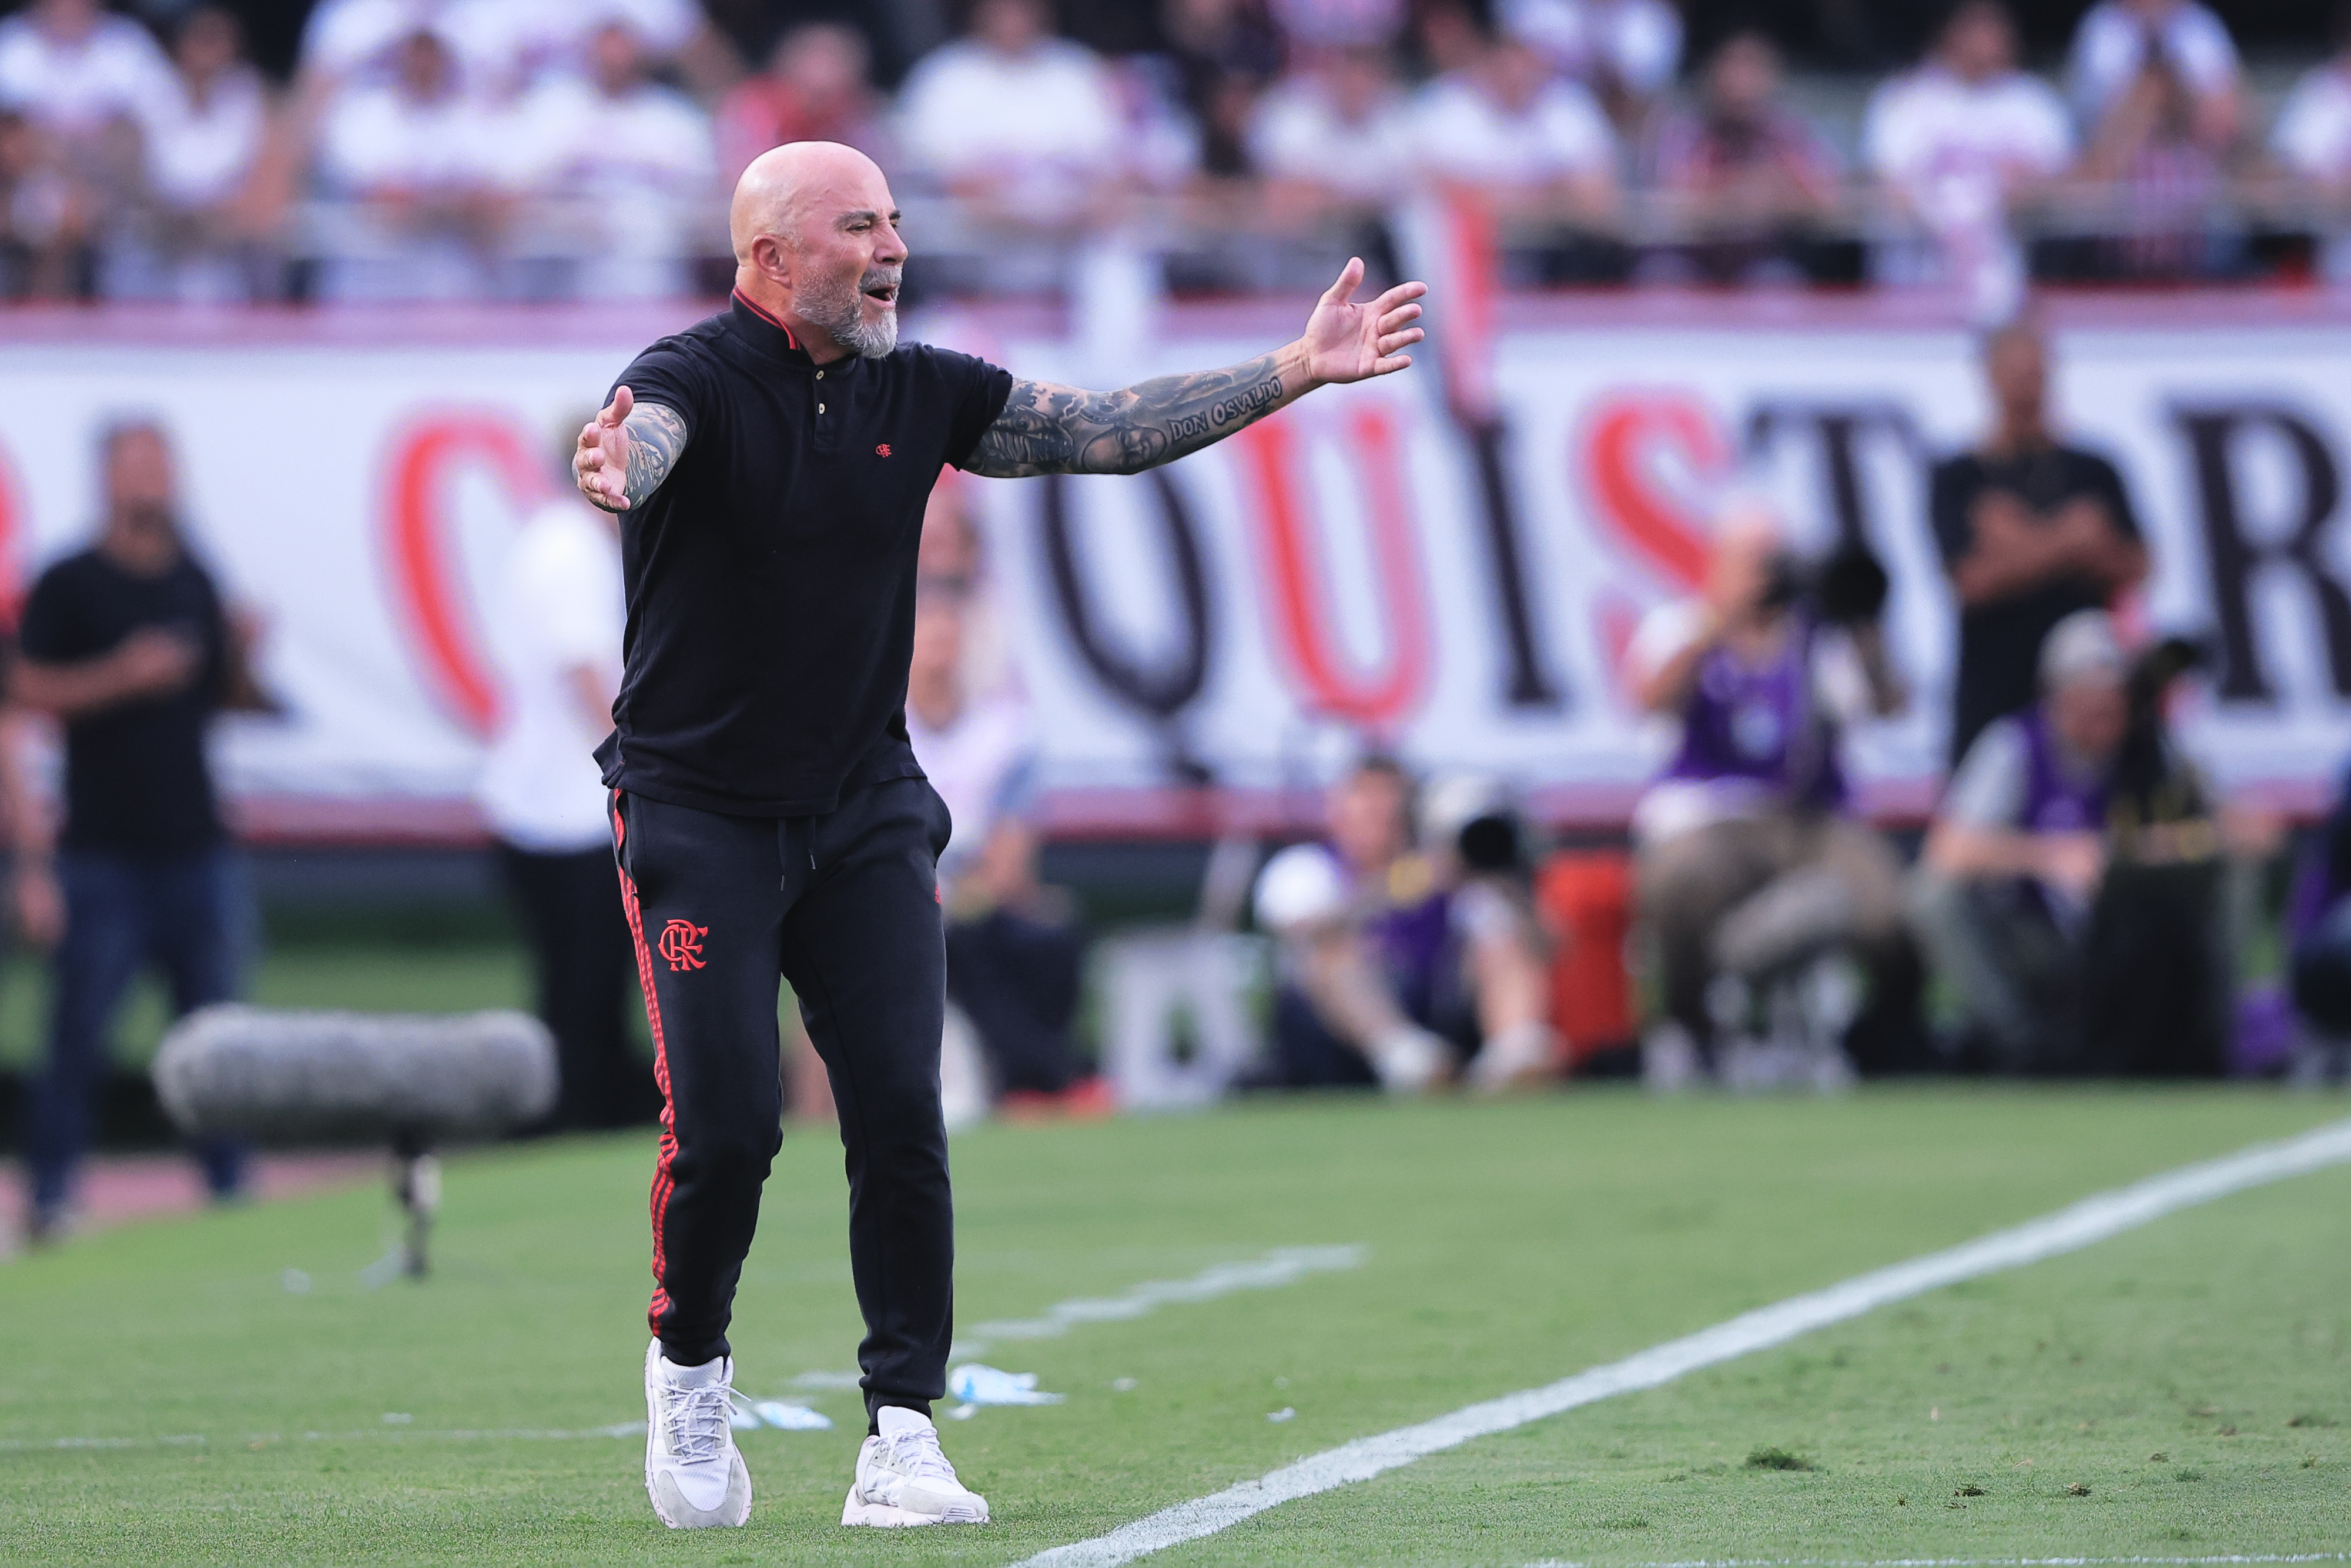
[1299,258,1426,387]
[575,385,635,512]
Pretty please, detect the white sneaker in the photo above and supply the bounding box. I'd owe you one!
[642,1341,752,1529]
[842,1406,990,1526]
[1368,1024,1450,1094]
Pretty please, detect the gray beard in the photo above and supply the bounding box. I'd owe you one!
[802,270,899,359]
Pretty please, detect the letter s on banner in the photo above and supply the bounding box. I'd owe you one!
[383,414,548,736]
[1238,404,1432,730]
[1579,391,1732,593]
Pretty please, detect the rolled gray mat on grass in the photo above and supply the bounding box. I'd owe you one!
[152,1003,557,1146]
[150,1004,558,1279]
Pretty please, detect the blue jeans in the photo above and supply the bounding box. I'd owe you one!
[22,845,251,1219]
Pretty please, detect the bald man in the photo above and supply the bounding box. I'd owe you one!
[575,142,1424,1531]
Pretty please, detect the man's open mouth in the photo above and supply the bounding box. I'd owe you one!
[863,279,900,306]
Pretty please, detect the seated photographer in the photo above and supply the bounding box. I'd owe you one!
[1416,774,1560,1090]
[1910,609,2231,1076]
[1625,498,1908,1086]
[1252,759,1554,1093]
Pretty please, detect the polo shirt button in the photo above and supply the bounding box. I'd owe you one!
[815,371,823,379]
[818,403,826,414]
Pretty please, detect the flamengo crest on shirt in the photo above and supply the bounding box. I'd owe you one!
[658,920,706,971]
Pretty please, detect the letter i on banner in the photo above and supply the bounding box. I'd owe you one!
[1395,188,1566,709]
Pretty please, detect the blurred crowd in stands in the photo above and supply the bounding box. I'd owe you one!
[1,0,2350,307]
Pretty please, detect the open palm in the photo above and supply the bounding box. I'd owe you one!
[1299,257,1427,386]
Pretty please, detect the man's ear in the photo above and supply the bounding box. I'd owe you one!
[749,233,794,290]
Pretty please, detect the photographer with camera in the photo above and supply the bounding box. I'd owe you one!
[1910,609,2232,1076]
[1625,496,1909,1088]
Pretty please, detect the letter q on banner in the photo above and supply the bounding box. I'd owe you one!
[1237,403,1432,731]
[382,413,548,738]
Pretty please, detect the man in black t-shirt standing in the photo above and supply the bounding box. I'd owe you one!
[1928,320,2148,766]
[12,420,259,1242]
[574,140,1425,1532]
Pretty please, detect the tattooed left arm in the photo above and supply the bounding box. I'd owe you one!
[966,346,1307,479]
[965,257,1426,480]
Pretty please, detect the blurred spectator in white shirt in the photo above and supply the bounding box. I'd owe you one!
[1639,29,1840,286]
[1266,0,1405,49]
[109,7,274,301]
[2075,48,2237,281]
[1411,30,1620,247]
[2273,4,2351,282]
[315,25,514,300]
[1863,0,2071,318]
[0,0,172,146]
[907,588,1100,1110]
[510,18,715,299]
[299,0,465,91]
[477,489,653,1133]
[0,0,176,299]
[300,0,718,101]
[1163,0,1282,186]
[896,0,1123,233]
[1251,43,1416,227]
[2065,0,2239,149]
[0,109,86,297]
[1499,0,1682,135]
[715,22,888,187]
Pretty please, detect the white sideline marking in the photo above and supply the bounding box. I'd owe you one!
[957,1245,1368,1353]
[0,1423,644,1453]
[791,1244,1369,1388]
[1014,1117,2351,1568]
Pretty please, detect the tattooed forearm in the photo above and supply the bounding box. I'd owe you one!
[619,402,689,508]
[966,348,1305,479]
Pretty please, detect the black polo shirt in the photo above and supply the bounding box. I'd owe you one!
[597,294,1013,816]
[1929,442,2141,768]
[19,545,229,855]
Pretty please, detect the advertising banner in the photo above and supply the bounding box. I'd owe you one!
[0,294,2346,839]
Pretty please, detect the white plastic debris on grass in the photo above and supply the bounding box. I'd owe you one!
[1267,1407,1296,1423]
[752,1402,832,1430]
[949,1365,1065,1407]
[728,1393,833,1432]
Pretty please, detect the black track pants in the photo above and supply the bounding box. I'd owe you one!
[612,778,955,1407]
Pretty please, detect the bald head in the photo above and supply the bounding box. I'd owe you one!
[729,141,890,264]
[730,142,907,361]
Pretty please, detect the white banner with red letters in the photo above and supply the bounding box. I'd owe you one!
[0,293,2347,840]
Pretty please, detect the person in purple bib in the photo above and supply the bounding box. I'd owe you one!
[1626,496,1908,1086]
[1910,608,2129,1072]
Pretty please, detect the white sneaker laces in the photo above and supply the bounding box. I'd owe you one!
[883,1424,960,1485]
[660,1381,735,1465]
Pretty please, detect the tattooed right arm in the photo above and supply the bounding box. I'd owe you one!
[575,386,689,513]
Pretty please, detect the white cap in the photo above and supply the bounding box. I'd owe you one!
[1253,843,1348,931]
[1418,773,1509,852]
[2039,608,2126,690]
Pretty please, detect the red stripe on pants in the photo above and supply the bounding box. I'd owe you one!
[614,792,681,1342]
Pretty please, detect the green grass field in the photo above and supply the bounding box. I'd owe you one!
[4,1090,2347,1566]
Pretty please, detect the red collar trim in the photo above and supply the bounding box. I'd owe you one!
[731,289,799,349]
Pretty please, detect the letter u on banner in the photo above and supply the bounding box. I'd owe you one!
[1238,405,1431,729]
[384,414,547,736]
